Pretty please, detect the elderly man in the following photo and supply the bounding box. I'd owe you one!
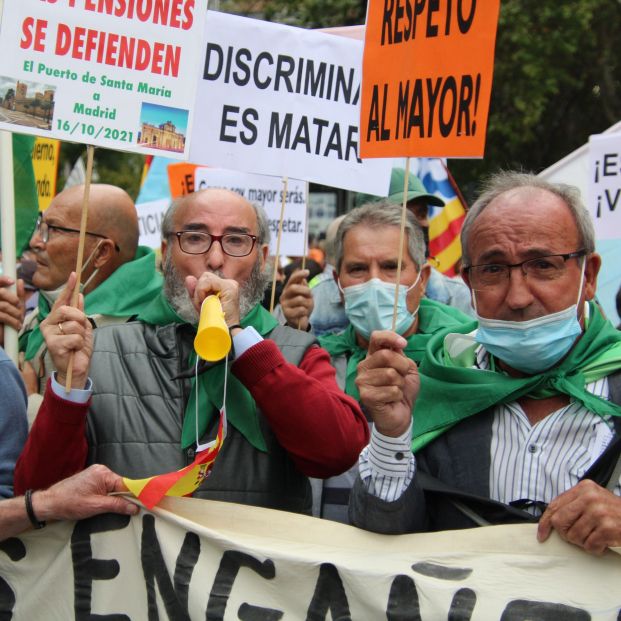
[0,184,162,420]
[15,189,369,514]
[282,202,470,521]
[349,172,621,555]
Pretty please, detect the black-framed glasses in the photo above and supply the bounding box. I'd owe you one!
[174,231,257,257]
[464,250,587,291]
[34,214,120,251]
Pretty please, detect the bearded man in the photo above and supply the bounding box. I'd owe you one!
[15,189,369,514]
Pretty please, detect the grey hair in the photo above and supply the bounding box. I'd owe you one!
[461,171,595,266]
[335,201,426,272]
[161,190,271,247]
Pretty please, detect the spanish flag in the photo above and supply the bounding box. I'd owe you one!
[123,411,225,510]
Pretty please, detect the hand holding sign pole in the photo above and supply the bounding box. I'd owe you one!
[64,145,95,393]
[269,176,289,313]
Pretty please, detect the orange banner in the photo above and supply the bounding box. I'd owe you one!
[360,0,500,158]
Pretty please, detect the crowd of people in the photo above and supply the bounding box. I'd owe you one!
[0,168,620,558]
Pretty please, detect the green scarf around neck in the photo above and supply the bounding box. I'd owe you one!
[412,301,621,452]
[319,297,471,401]
[22,246,162,360]
[138,292,278,452]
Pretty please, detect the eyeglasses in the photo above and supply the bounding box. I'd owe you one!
[464,250,587,291]
[174,231,257,257]
[34,214,120,251]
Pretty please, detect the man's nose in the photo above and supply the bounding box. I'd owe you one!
[205,239,225,270]
[504,266,535,310]
[30,228,44,251]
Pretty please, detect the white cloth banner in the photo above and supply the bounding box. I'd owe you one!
[1,497,620,620]
[189,12,392,195]
[588,133,621,240]
[0,1,207,158]
[194,168,306,256]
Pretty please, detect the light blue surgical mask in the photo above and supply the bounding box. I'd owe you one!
[339,274,421,340]
[474,260,586,374]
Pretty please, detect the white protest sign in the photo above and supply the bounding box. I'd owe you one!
[0,0,207,159]
[589,133,621,239]
[189,12,393,195]
[137,198,169,250]
[2,499,621,619]
[195,168,306,256]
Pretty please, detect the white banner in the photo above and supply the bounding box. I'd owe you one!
[137,198,169,250]
[1,497,620,620]
[195,168,306,256]
[189,12,392,195]
[0,0,207,159]
[588,133,621,240]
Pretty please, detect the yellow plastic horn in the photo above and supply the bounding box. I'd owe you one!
[194,295,232,362]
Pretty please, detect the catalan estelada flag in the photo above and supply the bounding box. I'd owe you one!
[123,411,225,510]
[418,159,468,277]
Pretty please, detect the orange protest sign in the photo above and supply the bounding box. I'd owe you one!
[360,0,500,158]
[167,162,201,198]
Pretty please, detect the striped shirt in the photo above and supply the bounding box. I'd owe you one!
[360,348,621,508]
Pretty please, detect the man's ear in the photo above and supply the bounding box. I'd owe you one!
[260,243,269,268]
[419,263,431,293]
[584,252,602,301]
[92,239,115,268]
[161,238,169,265]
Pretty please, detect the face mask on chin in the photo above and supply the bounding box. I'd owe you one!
[339,273,421,341]
[474,259,587,374]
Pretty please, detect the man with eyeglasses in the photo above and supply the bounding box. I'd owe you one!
[349,171,621,555]
[15,188,369,515]
[0,183,162,423]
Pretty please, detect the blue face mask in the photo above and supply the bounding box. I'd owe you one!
[474,261,586,374]
[340,275,420,340]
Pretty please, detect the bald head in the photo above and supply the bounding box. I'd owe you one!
[59,184,139,264]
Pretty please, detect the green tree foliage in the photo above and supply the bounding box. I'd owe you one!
[58,142,145,200]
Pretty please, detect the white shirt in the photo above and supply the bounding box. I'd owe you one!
[360,349,621,509]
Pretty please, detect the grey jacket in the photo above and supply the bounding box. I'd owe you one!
[87,321,317,513]
[350,372,621,533]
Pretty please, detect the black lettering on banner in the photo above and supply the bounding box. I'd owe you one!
[71,514,131,621]
[268,112,293,149]
[238,602,284,620]
[386,575,421,620]
[500,600,590,620]
[254,52,274,90]
[240,108,259,145]
[411,561,472,581]
[141,514,201,621]
[206,551,279,621]
[448,588,476,621]
[203,43,223,80]
[367,84,391,142]
[438,76,457,137]
[457,0,477,34]
[0,539,26,620]
[605,189,621,213]
[603,153,619,176]
[220,105,240,143]
[306,563,351,620]
[233,48,252,86]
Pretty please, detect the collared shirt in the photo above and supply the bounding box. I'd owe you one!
[360,348,621,508]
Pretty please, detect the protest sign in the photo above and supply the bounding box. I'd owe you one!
[0,0,208,158]
[360,0,500,158]
[31,137,59,211]
[588,133,621,240]
[189,11,392,196]
[1,498,620,619]
[195,168,306,256]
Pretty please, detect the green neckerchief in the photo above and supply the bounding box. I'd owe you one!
[412,301,621,453]
[23,246,162,360]
[139,293,278,452]
[319,297,471,401]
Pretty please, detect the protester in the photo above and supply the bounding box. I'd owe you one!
[0,347,27,499]
[0,184,162,423]
[0,464,139,542]
[281,202,471,522]
[357,168,474,316]
[349,172,621,555]
[14,189,369,515]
